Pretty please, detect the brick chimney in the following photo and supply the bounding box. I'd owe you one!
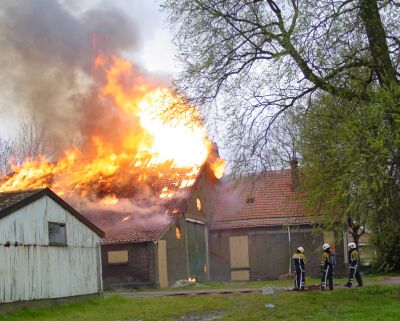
[290,157,299,190]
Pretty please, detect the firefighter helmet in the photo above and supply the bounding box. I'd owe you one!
[322,243,330,251]
[348,242,356,249]
[297,247,304,253]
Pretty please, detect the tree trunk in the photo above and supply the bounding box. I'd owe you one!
[359,0,399,86]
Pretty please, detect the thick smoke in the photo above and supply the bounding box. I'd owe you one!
[0,0,149,156]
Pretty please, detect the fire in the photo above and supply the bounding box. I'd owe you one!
[101,195,118,205]
[211,158,226,179]
[0,55,224,202]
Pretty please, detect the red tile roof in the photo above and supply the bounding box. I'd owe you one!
[80,164,204,243]
[211,169,310,230]
[78,149,221,244]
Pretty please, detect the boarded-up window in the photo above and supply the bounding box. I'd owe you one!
[324,231,335,247]
[108,250,129,264]
[48,222,66,246]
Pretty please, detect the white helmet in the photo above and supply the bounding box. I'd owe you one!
[297,247,304,253]
[322,243,330,251]
[348,242,356,249]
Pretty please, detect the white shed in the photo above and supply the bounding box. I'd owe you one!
[0,188,104,303]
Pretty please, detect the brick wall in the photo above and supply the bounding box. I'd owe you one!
[209,225,344,281]
[101,242,156,289]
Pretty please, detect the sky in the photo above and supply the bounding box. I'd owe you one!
[0,0,178,137]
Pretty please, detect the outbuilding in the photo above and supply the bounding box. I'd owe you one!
[0,188,104,304]
[209,169,346,281]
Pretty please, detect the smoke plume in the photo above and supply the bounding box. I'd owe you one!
[0,0,152,157]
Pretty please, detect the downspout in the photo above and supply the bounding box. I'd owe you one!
[288,225,292,274]
[185,219,190,279]
[97,242,103,294]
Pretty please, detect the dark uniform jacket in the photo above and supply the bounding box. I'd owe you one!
[349,249,359,267]
[292,252,307,270]
[321,251,336,270]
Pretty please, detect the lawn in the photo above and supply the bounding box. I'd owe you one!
[1,285,399,321]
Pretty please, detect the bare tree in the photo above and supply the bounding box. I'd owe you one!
[163,0,400,171]
[0,136,13,175]
[14,117,54,163]
[224,108,301,174]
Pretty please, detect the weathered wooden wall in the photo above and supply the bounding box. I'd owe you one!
[0,196,102,303]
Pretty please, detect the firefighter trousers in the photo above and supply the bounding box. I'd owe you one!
[346,265,363,287]
[294,267,305,290]
[321,266,333,290]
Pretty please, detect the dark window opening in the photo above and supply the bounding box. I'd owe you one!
[48,222,67,246]
[246,197,255,203]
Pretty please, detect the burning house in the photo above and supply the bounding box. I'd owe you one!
[209,169,346,281]
[0,188,104,304]
[0,55,225,289]
[84,160,218,288]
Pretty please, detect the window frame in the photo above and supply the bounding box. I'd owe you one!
[48,222,67,246]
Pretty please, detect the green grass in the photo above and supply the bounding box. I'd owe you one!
[1,285,399,321]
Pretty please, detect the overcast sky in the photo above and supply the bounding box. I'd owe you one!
[0,0,177,137]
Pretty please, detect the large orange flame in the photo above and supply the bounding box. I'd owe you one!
[0,55,225,202]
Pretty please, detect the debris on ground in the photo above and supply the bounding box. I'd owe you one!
[265,303,276,308]
[283,286,294,291]
[305,284,321,291]
[173,279,199,288]
[261,286,278,295]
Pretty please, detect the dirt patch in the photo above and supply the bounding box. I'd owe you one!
[177,310,226,321]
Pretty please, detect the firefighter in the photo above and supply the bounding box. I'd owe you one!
[292,246,307,290]
[346,242,363,287]
[320,243,335,291]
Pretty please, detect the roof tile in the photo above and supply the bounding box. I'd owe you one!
[211,169,309,229]
[82,195,188,243]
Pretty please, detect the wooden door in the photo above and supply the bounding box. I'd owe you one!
[229,236,250,281]
[158,240,168,288]
[187,222,207,282]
